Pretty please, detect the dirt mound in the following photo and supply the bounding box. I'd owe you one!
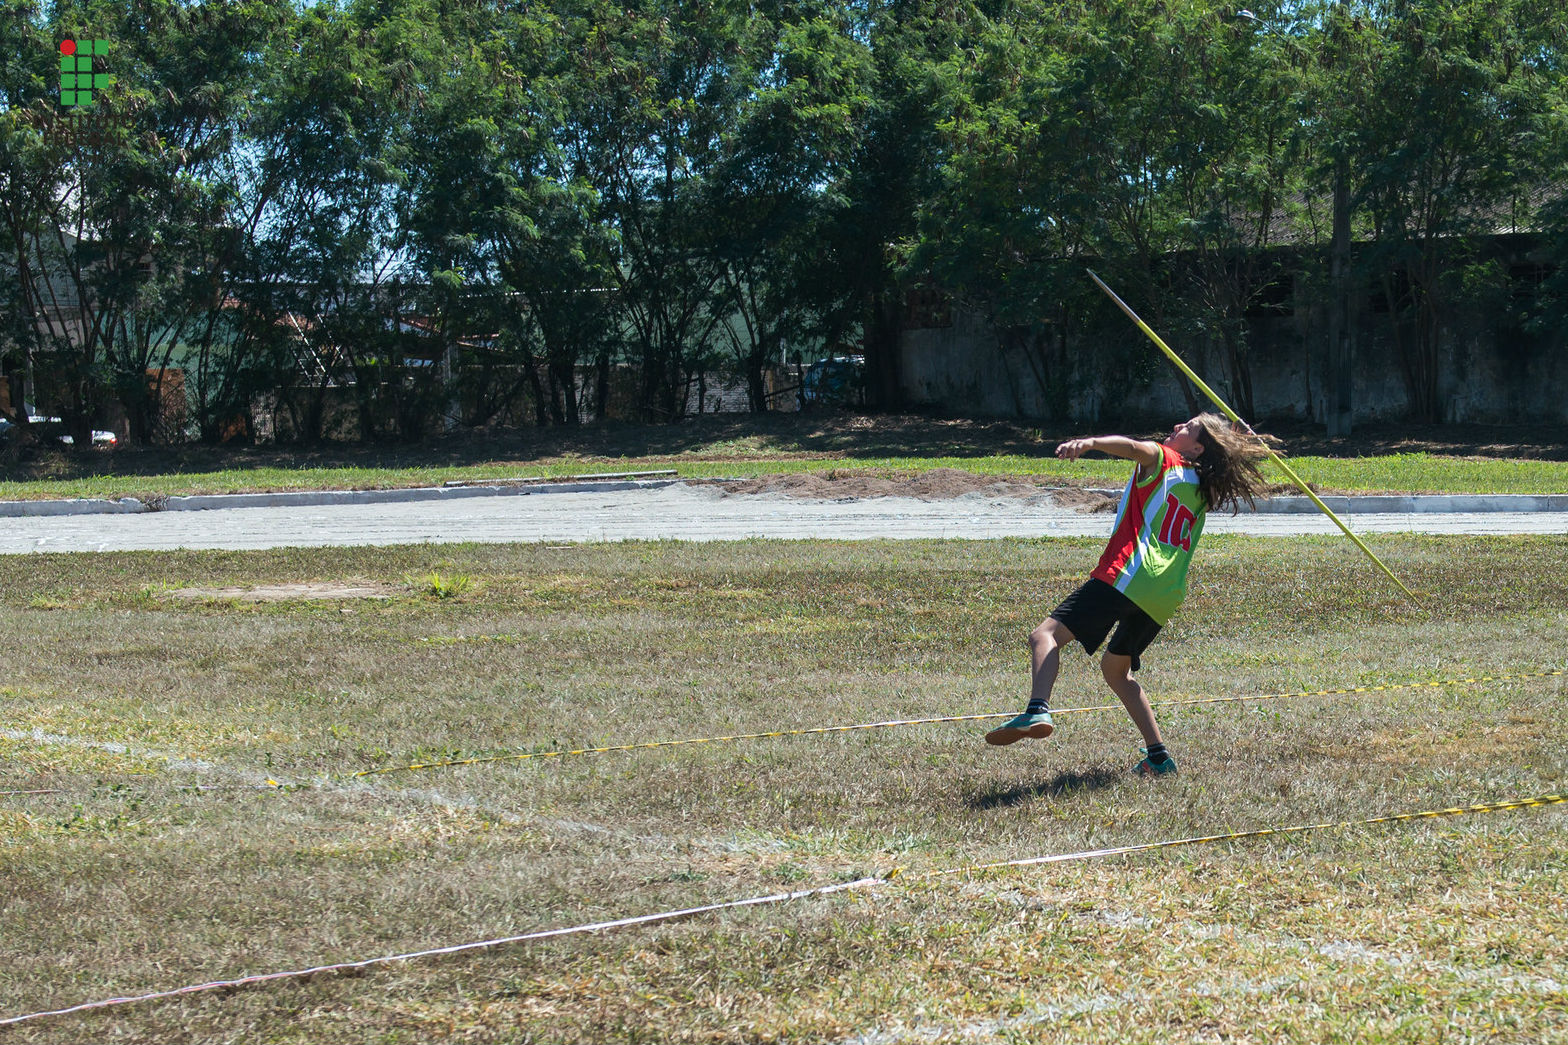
[165,582,393,602]
[1049,487,1118,512]
[703,468,1118,510]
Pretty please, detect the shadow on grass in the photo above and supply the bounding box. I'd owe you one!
[968,766,1123,809]
[0,412,1055,483]
[7,412,1568,484]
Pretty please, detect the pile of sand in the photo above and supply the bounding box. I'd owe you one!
[700,468,1117,511]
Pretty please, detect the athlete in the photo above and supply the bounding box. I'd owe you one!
[985,414,1275,775]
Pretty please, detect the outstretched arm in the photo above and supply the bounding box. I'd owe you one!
[1056,435,1163,480]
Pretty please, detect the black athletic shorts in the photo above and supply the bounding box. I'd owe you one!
[1048,577,1162,672]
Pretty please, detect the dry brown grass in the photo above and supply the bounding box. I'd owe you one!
[0,537,1564,1043]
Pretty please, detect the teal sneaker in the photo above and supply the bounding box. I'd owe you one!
[985,710,1054,746]
[1133,748,1178,776]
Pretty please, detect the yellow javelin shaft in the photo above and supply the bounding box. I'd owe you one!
[1086,269,1420,604]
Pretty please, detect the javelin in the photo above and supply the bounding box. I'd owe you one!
[1086,269,1420,604]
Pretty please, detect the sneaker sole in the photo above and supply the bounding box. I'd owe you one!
[985,721,1055,746]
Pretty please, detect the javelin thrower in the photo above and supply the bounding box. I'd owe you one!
[986,415,1277,775]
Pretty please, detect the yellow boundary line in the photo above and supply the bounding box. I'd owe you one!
[353,669,1565,777]
[923,792,1567,877]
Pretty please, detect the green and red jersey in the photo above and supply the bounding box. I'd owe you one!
[1089,444,1207,625]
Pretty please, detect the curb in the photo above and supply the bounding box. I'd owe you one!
[1082,488,1568,515]
[0,482,1563,519]
[1243,493,1568,514]
[0,479,682,518]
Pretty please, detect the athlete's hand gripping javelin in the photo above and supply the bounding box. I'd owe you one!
[1055,437,1094,460]
[1056,435,1154,462]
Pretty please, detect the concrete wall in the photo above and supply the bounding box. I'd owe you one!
[898,298,1568,425]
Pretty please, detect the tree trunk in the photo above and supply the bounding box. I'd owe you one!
[1326,157,1354,436]
[862,293,902,411]
[1220,324,1255,421]
[595,350,611,421]
[745,331,777,413]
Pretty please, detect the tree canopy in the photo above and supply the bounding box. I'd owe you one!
[1,0,1563,440]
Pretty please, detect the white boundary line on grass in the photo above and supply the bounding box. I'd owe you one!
[0,726,222,775]
[0,725,680,848]
[843,901,1568,1044]
[843,990,1136,1045]
[0,877,884,1028]
[3,794,1562,1028]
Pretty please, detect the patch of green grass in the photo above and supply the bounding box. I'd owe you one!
[0,463,565,502]
[404,570,476,600]
[677,450,1568,494]
[1280,451,1568,496]
[2,449,1567,501]
[0,538,1563,1041]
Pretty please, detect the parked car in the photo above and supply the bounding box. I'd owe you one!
[0,415,117,446]
[801,355,864,407]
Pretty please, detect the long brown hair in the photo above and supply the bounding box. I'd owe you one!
[1187,412,1279,514]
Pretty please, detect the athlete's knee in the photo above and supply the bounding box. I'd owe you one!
[1030,619,1067,653]
[1101,653,1134,683]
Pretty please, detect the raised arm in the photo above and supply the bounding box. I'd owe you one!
[1056,435,1163,479]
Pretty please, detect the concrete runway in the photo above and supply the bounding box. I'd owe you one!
[5,483,1568,553]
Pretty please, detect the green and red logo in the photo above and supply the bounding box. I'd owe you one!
[60,38,115,107]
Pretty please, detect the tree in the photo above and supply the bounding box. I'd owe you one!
[0,1,57,439]
[825,0,974,412]
[1162,2,1309,421]
[239,0,424,443]
[0,0,288,446]
[1315,0,1560,422]
[485,5,617,426]
[561,0,755,422]
[707,1,874,412]
[915,0,1301,418]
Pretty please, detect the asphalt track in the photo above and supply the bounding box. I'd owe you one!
[4,483,1568,553]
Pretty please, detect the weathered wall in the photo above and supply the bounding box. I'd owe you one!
[899,299,1568,425]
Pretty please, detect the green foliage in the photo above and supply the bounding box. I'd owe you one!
[404,570,475,599]
[1304,0,1563,421]
[3,0,1566,438]
[916,0,1310,413]
[709,2,877,411]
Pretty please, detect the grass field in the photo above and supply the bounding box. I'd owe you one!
[1,537,1565,1042]
[5,451,1568,502]
[4,414,1568,500]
